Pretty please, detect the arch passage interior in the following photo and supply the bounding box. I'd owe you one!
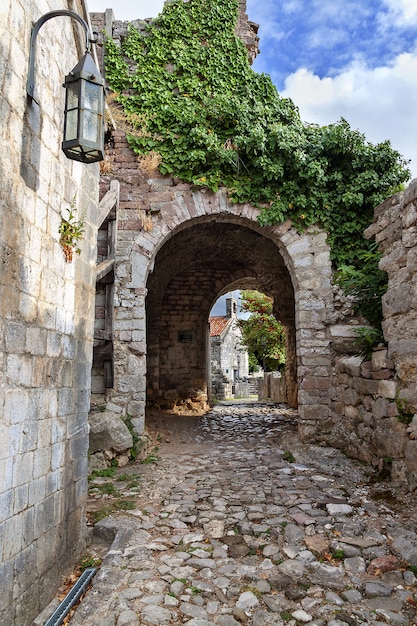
[145,219,296,409]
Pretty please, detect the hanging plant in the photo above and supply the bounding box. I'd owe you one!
[59,198,85,262]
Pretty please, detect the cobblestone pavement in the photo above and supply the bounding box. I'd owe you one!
[70,402,417,626]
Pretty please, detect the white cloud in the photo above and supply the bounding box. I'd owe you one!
[381,0,417,26]
[282,52,417,178]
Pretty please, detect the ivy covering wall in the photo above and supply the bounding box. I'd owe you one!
[104,0,410,268]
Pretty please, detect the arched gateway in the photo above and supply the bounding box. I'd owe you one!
[88,4,351,445]
[93,169,335,441]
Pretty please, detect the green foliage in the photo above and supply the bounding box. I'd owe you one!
[280,612,292,622]
[237,291,286,372]
[335,243,388,356]
[116,473,131,481]
[88,499,137,524]
[332,549,346,560]
[283,450,295,463]
[396,397,414,425]
[104,0,410,267]
[121,414,141,460]
[116,499,136,511]
[141,450,159,464]
[353,327,384,361]
[59,196,85,262]
[89,465,118,480]
[79,553,102,570]
[334,243,388,328]
[95,482,119,495]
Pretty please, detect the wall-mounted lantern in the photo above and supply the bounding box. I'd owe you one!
[27,10,105,164]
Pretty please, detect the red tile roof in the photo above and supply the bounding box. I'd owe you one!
[209,316,230,337]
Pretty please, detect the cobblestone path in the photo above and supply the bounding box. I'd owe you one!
[68,402,417,626]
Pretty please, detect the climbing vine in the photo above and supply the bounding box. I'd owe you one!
[104,0,410,268]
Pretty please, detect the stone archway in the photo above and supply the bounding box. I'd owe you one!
[107,183,334,440]
[146,218,296,411]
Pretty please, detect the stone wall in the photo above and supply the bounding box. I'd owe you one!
[326,180,417,488]
[258,372,287,403]
[371,180,417,415]
[0,1,99,623]
[94,131,417,487]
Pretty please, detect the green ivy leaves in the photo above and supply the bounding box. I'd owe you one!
[104,0,410,268]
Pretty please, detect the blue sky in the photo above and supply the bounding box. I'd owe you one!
[249,0,417,182]
[87,0,417,312]
[250,0,417,88]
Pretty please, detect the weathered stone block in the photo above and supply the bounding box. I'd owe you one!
[89,411,133,454]
[371,348,388,370]
[370,369,392,380]
[129,415,145,435]
[396,359,417,383]
[403,178,417,205]
[299,405,330,421]
[345,405,359,419]
[341,387,359,406]
[372,397,389,419]
[377,380,397,399]
[352,377,379,395]
[405,440,417,477]
[4,321,26,353]
[335,355,362,376]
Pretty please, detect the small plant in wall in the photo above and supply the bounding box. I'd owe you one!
[59,197,85,262]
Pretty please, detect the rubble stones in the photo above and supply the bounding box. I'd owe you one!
[89,410,133,454]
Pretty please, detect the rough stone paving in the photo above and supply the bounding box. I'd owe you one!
[71,403,417,626]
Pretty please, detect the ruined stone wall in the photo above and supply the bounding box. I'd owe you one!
[96,130,417,491]
[90,6,417,492]
[0,1,99,623]
[373,180,417,414]
[326,180,417,488]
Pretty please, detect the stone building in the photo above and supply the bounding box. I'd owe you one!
[210,297,249,400]
[0,1,101,623]
[1,0,417,623]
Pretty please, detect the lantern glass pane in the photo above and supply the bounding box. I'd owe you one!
[66,83,79,110]
[65,110,78,141]
[82,110,99,143]
[84,81,101,112]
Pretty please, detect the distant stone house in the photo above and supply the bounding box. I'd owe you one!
[210,298,249,400]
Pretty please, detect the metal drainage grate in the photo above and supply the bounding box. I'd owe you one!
[44,567,96,626]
